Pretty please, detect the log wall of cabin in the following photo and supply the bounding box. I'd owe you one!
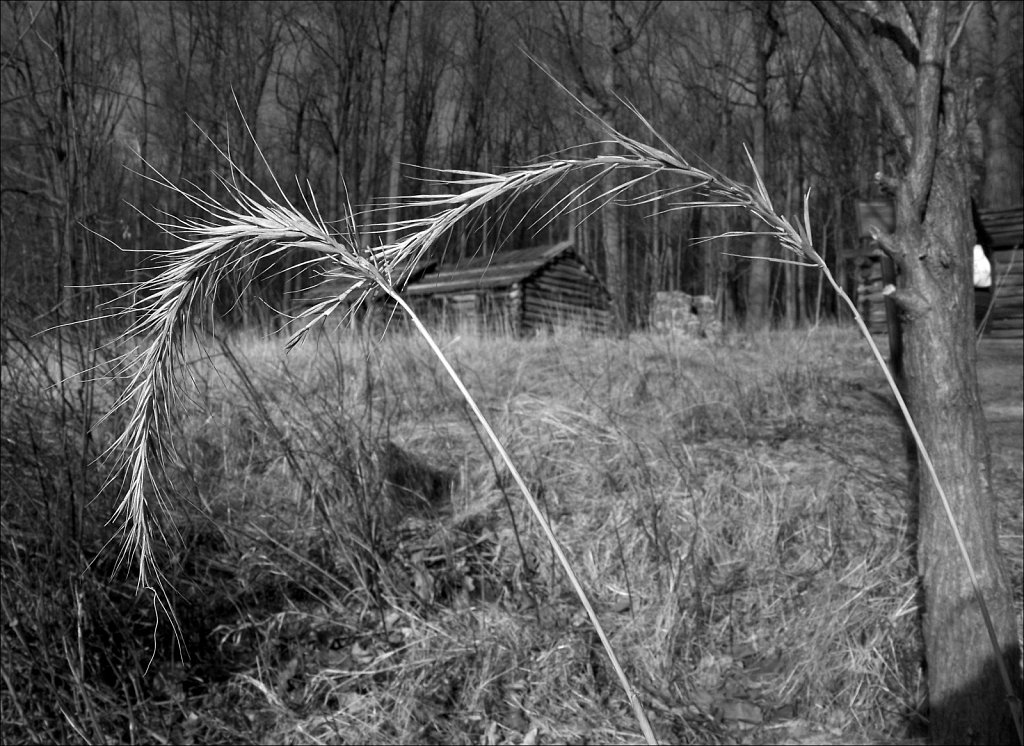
[521,256,609,333]
[983,246,1024,338]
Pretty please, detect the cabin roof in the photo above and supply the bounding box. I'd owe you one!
[404,239,600,296]
[976,206,1024,249]
[856,200,1023,249]
[297,258,435,304]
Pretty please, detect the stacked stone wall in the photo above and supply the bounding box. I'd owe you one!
[651,291,721,340]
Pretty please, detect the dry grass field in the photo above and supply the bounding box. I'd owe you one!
[2,322,1020,745]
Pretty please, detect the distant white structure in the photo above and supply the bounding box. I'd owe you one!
[973,244,992,289]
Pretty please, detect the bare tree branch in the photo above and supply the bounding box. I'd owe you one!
[945,0,977,71]
[863,0,921,65]
[812,0,914,160]
[906,1,946,217]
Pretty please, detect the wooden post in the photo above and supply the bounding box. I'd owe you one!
[855,200,903,382]
[880,254,904,383]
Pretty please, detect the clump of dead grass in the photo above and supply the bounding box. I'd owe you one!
[5,315,938,744]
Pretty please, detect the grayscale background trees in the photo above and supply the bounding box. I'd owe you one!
[2,0,1021,329]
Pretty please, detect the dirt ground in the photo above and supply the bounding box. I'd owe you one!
[977,338,1023,500]
[977,338,1024,456]
[975,338,1023,615]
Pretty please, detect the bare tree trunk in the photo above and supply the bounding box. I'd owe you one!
[797,173,807,322]
[601,3,627,335]
[385,1,411,246]
[746,1,776,329]
[129,5,150,328]
[784,157,797,328]
[814,210,826,326]
[834,191,847,321]
[816,3,1022,742]
[902,138,1019,746]
[974,0,1024,209]
[601,144,626,333]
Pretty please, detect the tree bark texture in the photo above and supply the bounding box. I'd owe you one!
[746,1,775,329]
[974,0,1024,209]
[814,2,1022,742]
[602,1,627,335]
[899,138,1020,746]
[385,1,411,246]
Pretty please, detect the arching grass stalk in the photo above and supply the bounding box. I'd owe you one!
[107,144,661,742]
[371,100,1019,734]
[385,290,658,744]
[108,93,1018,741]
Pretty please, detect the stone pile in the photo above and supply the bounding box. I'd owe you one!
[651,291,722,341]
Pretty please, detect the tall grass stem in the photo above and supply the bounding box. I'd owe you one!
[386,289,658,745]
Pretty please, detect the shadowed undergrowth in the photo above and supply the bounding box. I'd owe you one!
[5,321,1014,744]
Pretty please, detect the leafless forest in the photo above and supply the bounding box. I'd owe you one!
[2,0,1019,330]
